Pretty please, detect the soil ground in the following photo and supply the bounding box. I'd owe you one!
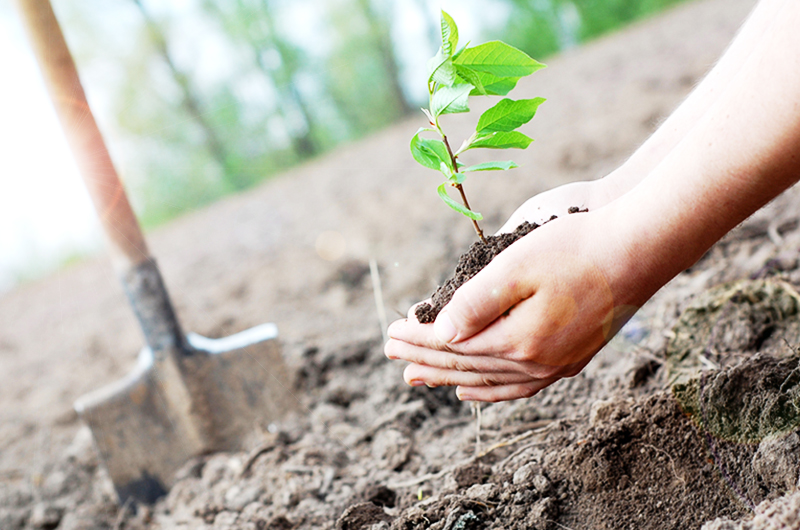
[5,0,800,528]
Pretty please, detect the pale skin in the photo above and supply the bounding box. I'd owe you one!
[385,0,800,402]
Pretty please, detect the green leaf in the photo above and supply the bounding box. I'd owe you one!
[431,84,472,117]
[439,161,454,179]
[456,71,520,96]
[469,131,533,150]
[427,48,456,87]
[472,73,520,96]
[440,11,459,56]
[454,41,546,78]
[462,161,519,172]
[452,41,469,61]
[437,183,483,220]
[454,64,487,95]
[477,98,545,134]
[410,130,451,170]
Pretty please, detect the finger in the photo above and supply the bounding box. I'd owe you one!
[433,241,536,344]
[385,339,523,373]
[403,363,534,388]
[455,379,559,403]
[388,317,440,347]
[388,317,509,356]
[449,286,584,365]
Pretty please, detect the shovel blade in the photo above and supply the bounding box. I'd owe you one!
[74,324,294,504]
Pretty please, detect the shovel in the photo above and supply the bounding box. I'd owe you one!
[15,0,296,504]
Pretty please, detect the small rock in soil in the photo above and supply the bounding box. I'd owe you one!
[702,489,800,530]
[464,483,494,500]
[751,432,800,492]
[512,463,538,486]
[513,464,551,496]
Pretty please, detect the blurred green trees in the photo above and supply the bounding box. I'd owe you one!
[59,0,690,228]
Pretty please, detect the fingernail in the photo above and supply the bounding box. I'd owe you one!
[409,379,426,387]
[434,311,457,343]
[456,390,473,401]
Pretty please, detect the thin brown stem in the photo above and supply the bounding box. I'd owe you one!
[456,184,485,242]
[441,134,486,243]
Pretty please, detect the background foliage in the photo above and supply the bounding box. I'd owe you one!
[58,0,691,228]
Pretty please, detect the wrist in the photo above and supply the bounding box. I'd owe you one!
[607,172,724,306]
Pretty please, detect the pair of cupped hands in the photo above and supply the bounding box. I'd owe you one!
[384,178,649,402]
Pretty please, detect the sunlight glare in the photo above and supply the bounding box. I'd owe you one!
[0,13,102,293]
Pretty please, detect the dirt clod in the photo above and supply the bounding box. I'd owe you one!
[453,462,492,489]
[335,502,391,530]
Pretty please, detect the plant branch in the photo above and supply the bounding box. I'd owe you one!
[455,184,485,240]
[442,134,486,242]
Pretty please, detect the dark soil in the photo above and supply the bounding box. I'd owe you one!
[382,392,756,530]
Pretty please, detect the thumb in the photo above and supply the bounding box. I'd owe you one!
[434,244,534,344]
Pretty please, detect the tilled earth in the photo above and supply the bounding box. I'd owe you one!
[6,0,800,528]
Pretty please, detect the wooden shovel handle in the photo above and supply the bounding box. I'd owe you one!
[15,0,150,268]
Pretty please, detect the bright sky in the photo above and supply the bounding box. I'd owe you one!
[0,6,102,294]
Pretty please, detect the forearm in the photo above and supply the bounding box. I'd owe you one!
[617,0,800,299]
[604,0,788,197]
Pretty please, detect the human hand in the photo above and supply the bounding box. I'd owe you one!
[385,202,644,402]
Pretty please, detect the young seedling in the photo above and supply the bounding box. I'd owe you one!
[410,11,546,243]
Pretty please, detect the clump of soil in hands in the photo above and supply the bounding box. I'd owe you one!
[415,209,587,324]
[415,220,541,324]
